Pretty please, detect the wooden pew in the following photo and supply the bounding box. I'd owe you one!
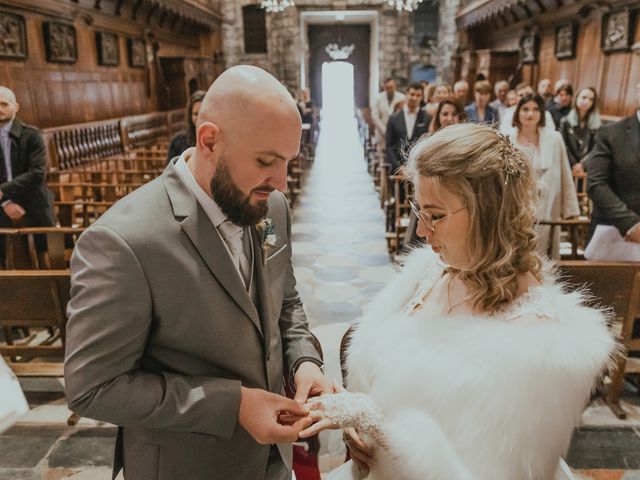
[0,270,71,376]
[538,217,591,259]
[557,261,640,419]
[1,227,84,270]
[385,175,413,254]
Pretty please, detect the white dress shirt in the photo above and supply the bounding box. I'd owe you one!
[403,105,419,139]
[0,119,13,181]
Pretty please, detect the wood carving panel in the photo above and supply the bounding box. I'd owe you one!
[0,11,27,59]
[127,38,146,67]
[96,31,119,66]
[601,8,634,53]
[43,22,77,63]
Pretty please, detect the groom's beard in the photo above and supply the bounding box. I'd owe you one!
[210,156,271,227]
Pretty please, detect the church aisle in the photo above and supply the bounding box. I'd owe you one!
[291,116,395,329]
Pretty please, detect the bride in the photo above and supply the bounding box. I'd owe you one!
[299,123,617,480]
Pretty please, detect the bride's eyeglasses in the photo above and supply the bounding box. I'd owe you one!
[409,200,466,232]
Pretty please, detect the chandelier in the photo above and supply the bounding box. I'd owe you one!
[261,0,295,13]
[325,43,355,60]
[387,0,424,11]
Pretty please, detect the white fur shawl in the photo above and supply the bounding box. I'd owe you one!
[345,248,617,480]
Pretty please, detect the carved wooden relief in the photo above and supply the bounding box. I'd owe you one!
[127,38,146,67]
[43,22,77,63]
[520,32,539,64]
[602,9,633,53]
[0,12,27,59]
[96,31,119,66]
[555,24,577,60]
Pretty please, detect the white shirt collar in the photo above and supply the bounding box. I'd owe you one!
[174,149,228,229]
[636,109,640,125]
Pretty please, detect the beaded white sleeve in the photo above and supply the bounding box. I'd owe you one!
[306,392,386,444]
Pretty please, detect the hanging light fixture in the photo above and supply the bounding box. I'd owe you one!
[387,0,424,12]
[261,0,295,13]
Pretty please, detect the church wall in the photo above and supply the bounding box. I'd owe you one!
[0,0,222,129]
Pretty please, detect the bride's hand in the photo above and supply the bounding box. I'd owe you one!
[299,384,384,441]
[298,380,346,438]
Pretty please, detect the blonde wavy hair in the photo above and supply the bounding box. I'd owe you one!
[405,123,543,314]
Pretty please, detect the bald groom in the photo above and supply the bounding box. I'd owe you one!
[64,66,331,480]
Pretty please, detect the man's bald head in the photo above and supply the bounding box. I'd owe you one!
[0,86,17,106]
[198,66,300,142]
[0,86,19,125]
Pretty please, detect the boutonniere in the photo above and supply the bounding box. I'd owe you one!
[257,218,277,265]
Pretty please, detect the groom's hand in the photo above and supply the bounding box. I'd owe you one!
[293,361,332,404]
[239,387,312,444]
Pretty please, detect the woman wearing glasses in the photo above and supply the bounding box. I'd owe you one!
[300,123,616,480]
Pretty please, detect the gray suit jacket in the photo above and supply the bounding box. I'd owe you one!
[64,161,322,479]
[586,114,640,238]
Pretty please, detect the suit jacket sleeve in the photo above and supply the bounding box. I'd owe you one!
[0,129,47,200]
[278,194,323,374]
[64,225,242,438]
[385,117,400,171]
[587,126,640,235]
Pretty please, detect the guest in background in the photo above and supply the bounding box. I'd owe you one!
[0,86,55,266]
[587,81,640,243]
[559,87,601,175]
[537,79,553,105]
[453,80,470,106]
[372,78,406,155]
[548,83,573,127]
[500,84,555,133]
[506,90,518,107]
[465,81,499,125]
[425,83,451,117]
[490,80,510,120]
[297,87,314,125]
[386,82,430,174]
[166,90,206,163]
[505,93,580,258]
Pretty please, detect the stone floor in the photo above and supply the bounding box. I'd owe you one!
[2,114,640,479]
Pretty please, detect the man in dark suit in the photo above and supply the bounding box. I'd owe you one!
[385,82,431,173]
[586,81,640,243]
[0,86,55,263]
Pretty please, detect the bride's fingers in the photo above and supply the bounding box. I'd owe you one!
[298,418,334,438]
[307,410,326,422]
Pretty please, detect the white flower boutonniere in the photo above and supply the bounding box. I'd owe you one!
[257,218,277,265]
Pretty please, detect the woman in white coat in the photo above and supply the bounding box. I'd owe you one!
[505,93,580,258]
[300,123,616,480]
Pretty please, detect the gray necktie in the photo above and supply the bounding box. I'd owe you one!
[218,220,251,289]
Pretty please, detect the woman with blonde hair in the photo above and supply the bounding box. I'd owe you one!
[300,123,616,480]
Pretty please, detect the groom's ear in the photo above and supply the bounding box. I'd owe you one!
[197,122,220,156]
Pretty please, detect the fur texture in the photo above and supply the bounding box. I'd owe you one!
[345,248,617,480]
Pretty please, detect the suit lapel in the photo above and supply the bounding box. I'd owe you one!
[627,115,640,161]
[251,226,272,349]
[398,113,408,140]
[9,119,22,174]
[162,164,263,336]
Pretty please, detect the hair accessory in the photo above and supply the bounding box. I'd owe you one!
[497,133,526,184]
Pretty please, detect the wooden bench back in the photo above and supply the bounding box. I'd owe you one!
[0,270,70,361]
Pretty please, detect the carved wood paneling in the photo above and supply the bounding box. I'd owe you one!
[0,1,220,129]
[465,0,640,118]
